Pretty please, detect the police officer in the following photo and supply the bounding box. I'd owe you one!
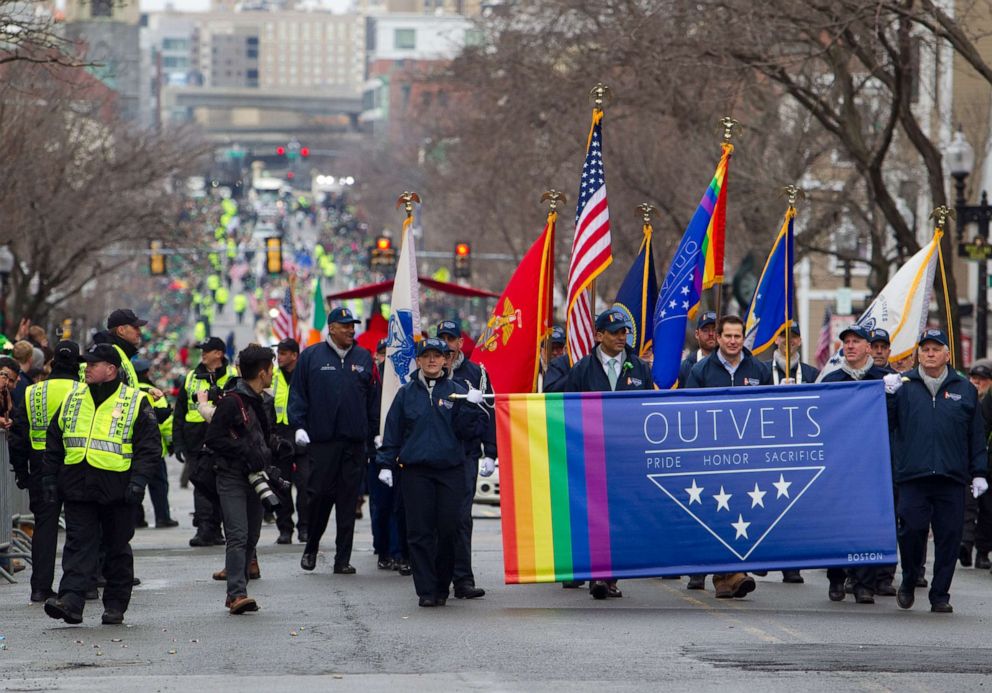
[438,318,495,600]
[233,293,249,325]
[271,338,310,545]
[291,307,378,574]
[684,314,767,598]
[133,359,178,529]
[565,308,654,599]
[678,311,718,387]
[542,326,571,393]
[40,344,161,625]
[885,329,988,613]
[174,337,238,547]
[376,338,486,607]
[963,362,992,570]
[8,341,82,602]
[870,329,894,371]
[821,325,892,604]
[105,309,147,388]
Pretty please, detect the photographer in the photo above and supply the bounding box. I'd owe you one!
[204,344,276,615]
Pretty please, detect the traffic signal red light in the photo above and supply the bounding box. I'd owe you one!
[276,146,286,156]
[300,147,310,158]
[453,241,471,278]
[455,242,471,257]
[286,171,295,180]
[376,237,392,251]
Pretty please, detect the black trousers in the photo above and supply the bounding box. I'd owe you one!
[303,440,365,565]
[275,451,311,535]
[897,477,965,606]
[452,457,478,587]
[402,464,462,599]
[217,471,263,600]
[191,450,222,535]
[27,480,61,594]
[962,486,992,554]
[59,500,135,613]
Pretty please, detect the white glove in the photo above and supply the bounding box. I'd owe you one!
[466,387,484,404]
[479,457,496,477]
[883,373,903,394]
[972,477,989,498]
[295,429,310,445]
[378,469,393,488]
[374,435,382,449]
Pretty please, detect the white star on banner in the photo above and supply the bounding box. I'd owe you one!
[773,474,792,499]
[713,486,732,512]
[747,483,766,508]
[732,514,751,540]
[685,479,704,505]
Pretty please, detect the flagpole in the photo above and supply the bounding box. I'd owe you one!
[539,190,567,392]
[636,203,658,356]
[781,186,804,380]
[586,82,611,327]
[712,116,740,319]
[931,205,956,370]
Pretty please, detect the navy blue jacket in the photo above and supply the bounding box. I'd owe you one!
[888,367,988,485]
[543,354,571,393]
[565,345,654,392]
[677,350,709,388]
[769,356,820,384]
[820,364,889,383]
[449,354,497,459]
[376,369,486,470]
[288,340,378,445]
[685,348,771,388]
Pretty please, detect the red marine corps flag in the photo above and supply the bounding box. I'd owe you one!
[473,197,558,394]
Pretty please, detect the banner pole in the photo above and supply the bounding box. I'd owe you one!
[929,206,955,370]
[539,190,567,393]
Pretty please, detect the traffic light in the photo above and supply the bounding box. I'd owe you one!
[276,146,286,157]
[453,242,471,279]
[300,146,310,158]
[370,236,396,272]
[266,236,283,274]
[286,171,295,181]
[149,240,167,276]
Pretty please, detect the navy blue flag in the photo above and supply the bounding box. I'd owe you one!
[744,207,796,355]
[568,381,895,576]
[612,224,658,356]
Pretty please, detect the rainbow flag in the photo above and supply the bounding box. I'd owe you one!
[700,142,733,289]
[497,392,614,583]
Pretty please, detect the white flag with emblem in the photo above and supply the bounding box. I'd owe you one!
[817,231,942,381]
[380,218,421,436]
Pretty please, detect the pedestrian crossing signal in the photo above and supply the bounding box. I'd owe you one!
[149,240,167,276]
[266,237,282,274]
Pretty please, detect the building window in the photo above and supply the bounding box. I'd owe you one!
[394,29,416,50]
[247,48,258,59]
[162,38,189,51]
[91,0,113,17]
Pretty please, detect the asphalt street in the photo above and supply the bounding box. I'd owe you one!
[3,466,992,692]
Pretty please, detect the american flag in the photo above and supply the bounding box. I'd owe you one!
[814,306,833,369]
[272,285,298,342]
[566,111,613,362]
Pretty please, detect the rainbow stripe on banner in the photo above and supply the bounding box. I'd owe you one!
[497,393,613,583]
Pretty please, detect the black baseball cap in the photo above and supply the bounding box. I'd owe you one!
[436,319,461,338]
[550,325,566,345]
[107,309,147,329]
[276,338,300,354]
[328,306,360,324]
[196,337,227,353]
[697,311,718,329]
[416,337,449,357]
[839,325,870,342]
[595,309,630,333]
[81,343,122,368]
[919,328,949,348]
[870,328,891,345]
[53,340,80,367]
[970,363,992,379]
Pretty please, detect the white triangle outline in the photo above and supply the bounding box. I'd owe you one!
[646,466,826,561]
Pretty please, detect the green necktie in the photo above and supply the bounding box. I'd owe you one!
[608,358,619,390]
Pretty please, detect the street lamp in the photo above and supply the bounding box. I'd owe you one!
[0,246,14,336]
[943,128,992,359]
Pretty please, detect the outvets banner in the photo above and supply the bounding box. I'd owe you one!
[473,212,556,394]
[496,381,895,583]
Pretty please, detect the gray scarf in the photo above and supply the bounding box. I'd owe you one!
[920,366,948,398]
[327,337,350,361]
[840,358,873,380]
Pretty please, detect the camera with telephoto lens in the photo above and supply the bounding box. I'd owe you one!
[247,470,281,511]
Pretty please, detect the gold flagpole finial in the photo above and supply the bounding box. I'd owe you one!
[396,191,421,218]
[589,83,611,109]
[541,189,567,212]
[780,185,805,208]
[930,205,955,230]
[635,202,658,225]
[719,116,742,143]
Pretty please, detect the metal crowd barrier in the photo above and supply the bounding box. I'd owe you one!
[1,429,32,583]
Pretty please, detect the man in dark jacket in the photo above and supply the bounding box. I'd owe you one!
[8,341,82,602]
[204,344,275,615]
[963,362,992,569]
[105,309,147,388]
[542,326,570,393]
[376,338,486,607]
[270,337,310,545]
[174,337,239,547]
[565,308,654,600]
[820,324,891,603]
[870,329,895,371]
[684,314,764,599]
[885,329,988,613]
[770,325,819,385]
[290,306,378,574]
[678,311,718,387]
[438,318,496,600]
[40,344,161,625]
